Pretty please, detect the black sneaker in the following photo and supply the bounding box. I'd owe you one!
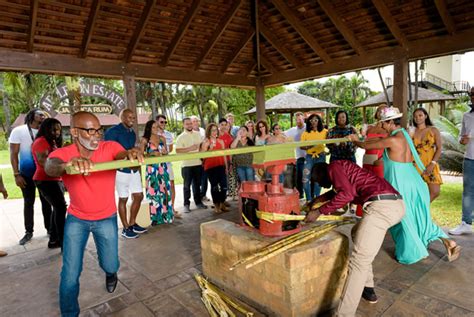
[184,205,192,213]
[362,287,378,304]
[48,240,61,249]
[131,223,148,234]
[196,203,208,210]
[105,273,117,293]
[19,232,33,245]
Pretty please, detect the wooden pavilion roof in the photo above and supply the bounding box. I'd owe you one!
[0,0,473,88]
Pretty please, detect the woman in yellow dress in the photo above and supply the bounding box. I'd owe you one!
[412,108,443,202]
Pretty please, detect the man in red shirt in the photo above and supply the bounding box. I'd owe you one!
[45,111,143,317]
[305,161,405,317]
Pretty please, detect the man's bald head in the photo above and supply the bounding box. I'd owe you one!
[71,111,102,151]
[120,109,135,128]
[71,111,100,128]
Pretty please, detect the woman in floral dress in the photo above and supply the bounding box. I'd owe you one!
[139,120,173,225]
[412,108,443,202]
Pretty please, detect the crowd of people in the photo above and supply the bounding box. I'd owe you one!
[3,88,473,316]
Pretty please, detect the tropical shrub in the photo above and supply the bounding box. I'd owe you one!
[434,102,469,174]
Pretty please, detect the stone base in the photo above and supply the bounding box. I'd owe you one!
[201,219,349,317]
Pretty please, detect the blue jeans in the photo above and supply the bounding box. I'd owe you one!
[236,166,255,182]
[462,158,474,225]
[303,154,326,201]
[59,214,119,317]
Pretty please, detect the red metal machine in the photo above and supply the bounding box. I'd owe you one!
[239,158,301,237]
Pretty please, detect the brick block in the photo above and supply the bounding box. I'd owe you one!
[201,219,349,317]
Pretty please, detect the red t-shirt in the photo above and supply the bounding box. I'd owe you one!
[49,141,125,221]
[203,140,225,171]
[32,137,61,181]
[219,133,233,149]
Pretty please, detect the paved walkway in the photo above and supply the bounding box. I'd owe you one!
[0,184,473,316]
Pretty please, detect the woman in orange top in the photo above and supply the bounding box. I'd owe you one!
[201,123,229,213]
[412,108,443,202]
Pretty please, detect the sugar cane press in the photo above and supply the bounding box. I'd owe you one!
[239,158,301,237]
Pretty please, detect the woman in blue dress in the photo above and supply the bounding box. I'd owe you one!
[349,107,460,264]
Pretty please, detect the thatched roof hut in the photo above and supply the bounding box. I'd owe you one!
[356,85,457,108]
[356,85,457,122]
[245,92,339,125]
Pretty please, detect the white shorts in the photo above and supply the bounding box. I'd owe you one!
[167,162,175,181]
[116,170,143,198]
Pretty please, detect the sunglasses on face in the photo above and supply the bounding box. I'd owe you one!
[310,118,318,122]
[76,127,104,136]
[159,120,167,124]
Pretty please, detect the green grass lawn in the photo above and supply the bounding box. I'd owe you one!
[431,183,463,228]
[0,150,10,165]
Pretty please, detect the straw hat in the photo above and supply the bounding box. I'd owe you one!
[379,107,403,122]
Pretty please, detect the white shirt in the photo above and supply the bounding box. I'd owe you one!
[158,129,174,152]
[461,110,474,160]
[8,124,38,177]
[196,127,205,141]
[285,124,306,159]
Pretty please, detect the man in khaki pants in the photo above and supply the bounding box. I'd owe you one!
[306,161,405,317]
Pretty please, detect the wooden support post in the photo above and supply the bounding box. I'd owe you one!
[362,106,367,124]
[393,58,408,127]
[326,108,330,127]
[440,100,446,116]
[123,75,139,142]
[256,78,265,121]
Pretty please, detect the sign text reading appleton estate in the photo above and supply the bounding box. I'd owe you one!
[40,82,126,115]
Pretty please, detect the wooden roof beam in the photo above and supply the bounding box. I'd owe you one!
[264,28,474,86]
[244,62,257,78]
[372,0,408,48]
[194,0,242,71]
[259,22,301,68]
[434,0,456,35]
[271,0,331,63]
[124,0,156,63]
[80,0,101,58]
[161,0,201,67]
[221,28,255,73]
[0,49,255,87]
[317,0,365,55]
[260,56,275,74]
[27,0,39,52]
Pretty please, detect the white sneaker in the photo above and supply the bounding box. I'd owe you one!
[448,222,473,235]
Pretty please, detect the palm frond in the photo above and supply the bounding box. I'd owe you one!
[434,117,459,138]
[440,132,465,153]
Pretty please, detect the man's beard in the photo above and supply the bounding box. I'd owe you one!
[77,134,99,150]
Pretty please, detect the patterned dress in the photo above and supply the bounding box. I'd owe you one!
[327,125,357,162]
[145,140,173,224]
[413,129,443,184]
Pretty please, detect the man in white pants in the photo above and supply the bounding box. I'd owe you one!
[104,109,146,239]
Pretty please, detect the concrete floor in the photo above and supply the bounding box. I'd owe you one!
[0,184,473,317]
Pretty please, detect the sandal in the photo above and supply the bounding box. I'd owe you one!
[447,245,461,262]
